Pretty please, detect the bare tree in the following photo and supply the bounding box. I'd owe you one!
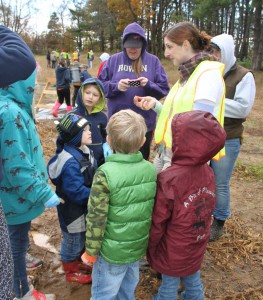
[0,0,34,34]
[252,0,263,70]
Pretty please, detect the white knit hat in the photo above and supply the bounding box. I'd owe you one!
[99,52,110,62]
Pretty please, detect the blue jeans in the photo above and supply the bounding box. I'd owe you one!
[153,271,204,300]
[91,255,139,300]
[61,230,85,262]
[8,221,31,298]
[210,138,240,220]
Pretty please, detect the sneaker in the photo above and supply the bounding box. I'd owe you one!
[13,285,56,300]
[209,218,225,242]
[26,253,43,271]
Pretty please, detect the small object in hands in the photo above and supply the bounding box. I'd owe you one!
[128,79,141,87]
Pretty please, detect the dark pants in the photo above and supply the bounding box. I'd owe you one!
[51,60,56,68]
[57,88,71,106]
[72,85,80,107]
[8,221,31,298]
[140,130,153,160]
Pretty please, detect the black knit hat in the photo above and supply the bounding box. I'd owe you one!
[56,113,90,146]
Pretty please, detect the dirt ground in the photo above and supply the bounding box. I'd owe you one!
[28,68,263,300]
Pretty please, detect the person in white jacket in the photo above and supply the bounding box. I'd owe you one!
[209,33,256,241]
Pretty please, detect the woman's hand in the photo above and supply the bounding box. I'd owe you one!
[118,79,129,91]
[134,96,156,110]
[138,77,148,87]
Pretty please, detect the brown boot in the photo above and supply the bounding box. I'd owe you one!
[62,261,92,284]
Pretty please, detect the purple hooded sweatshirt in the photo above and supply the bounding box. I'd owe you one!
[98,22,170,132]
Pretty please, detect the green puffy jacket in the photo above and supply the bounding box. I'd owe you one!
[86,152,156,264]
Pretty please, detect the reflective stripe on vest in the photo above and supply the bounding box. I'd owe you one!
[154,60,226,161]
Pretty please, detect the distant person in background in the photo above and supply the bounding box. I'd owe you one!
[87,49,94,69]
[72,64,92,107]
[60,49,67,59]
[209,33,256,241]
[98,22,170,160]
[53,57,72,117]
[97,52,110,77]
[50,50,57,69]
[46,50,51,68]
[55,49,60,62]
[66,52,71,67]
[73,49,79,62]
[0,25,59,300]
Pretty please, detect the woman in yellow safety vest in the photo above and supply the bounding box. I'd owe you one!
[134,21,225,172]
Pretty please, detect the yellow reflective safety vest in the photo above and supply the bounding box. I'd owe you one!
[154,60,226,161]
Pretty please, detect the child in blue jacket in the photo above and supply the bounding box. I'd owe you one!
[48,113,97,284]
[57,78,109,166]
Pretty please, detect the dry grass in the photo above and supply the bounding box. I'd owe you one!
[207,215,263,269]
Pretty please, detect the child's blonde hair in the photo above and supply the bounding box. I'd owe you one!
[106,109,146,154]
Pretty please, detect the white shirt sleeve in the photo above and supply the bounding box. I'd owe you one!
[224,72,256,118]
[194,69,224,117]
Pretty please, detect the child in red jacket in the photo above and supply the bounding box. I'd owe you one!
[147,110,226,300]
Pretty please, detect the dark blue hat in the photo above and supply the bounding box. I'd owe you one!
[56,113,90,146]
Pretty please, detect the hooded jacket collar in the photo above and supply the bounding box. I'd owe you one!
[0,69,36,116]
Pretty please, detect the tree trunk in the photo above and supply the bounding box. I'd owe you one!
[252,0,263,70]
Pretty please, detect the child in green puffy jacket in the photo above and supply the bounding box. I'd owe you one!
[81,109,157,300]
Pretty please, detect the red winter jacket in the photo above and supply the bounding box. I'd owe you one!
[147,110,226,277]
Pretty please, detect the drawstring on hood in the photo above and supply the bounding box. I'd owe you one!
[211,34,236,75]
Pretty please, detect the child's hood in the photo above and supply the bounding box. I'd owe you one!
[0,69,36,115]
[171,111,226,166]
[76,77,106,114]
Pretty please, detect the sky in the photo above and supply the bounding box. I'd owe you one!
[28,0,73,34]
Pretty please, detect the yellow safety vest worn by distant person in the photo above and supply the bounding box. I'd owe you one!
[154,60,226,161]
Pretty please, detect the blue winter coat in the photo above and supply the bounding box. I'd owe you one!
[47,145,96,233]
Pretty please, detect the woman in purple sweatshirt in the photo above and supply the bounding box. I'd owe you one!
[99,22,170,160]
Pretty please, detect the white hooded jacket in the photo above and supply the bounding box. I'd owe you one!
[211,34,256,118]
